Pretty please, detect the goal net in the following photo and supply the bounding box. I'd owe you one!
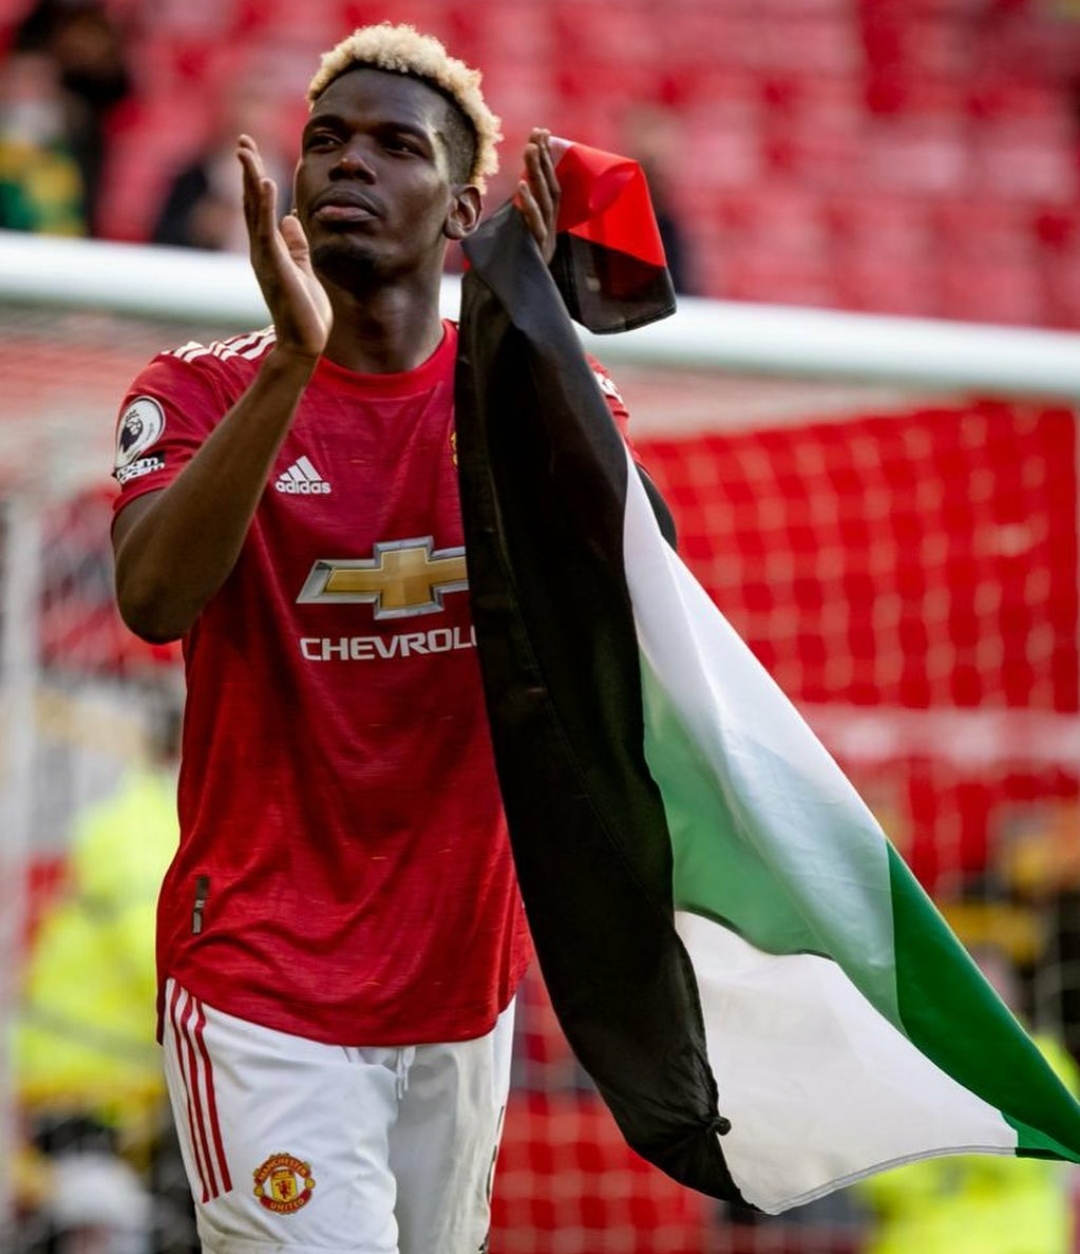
[1,228,1078,1254]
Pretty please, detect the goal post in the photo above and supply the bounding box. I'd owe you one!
[6,228,1080,398]
[1,227,1078,1253]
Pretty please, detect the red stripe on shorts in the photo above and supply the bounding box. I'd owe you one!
[170,983,229,1201]
[169,982,212,1203]
[192,997,233,1193]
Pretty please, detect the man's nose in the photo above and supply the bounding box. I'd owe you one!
[331,139,375,178]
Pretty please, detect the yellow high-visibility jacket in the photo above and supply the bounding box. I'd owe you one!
[860,1034,1079,1254]
[15,767,178,1132]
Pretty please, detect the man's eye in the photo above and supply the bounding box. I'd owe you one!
[306,132,339,150]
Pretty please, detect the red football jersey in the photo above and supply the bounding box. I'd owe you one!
[113,322,633,1047]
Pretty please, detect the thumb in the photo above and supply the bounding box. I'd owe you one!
[280,213,312,263]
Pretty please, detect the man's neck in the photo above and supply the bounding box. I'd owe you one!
[321,277,447,374]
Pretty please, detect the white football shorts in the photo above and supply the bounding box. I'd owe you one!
[161,979,514,1254]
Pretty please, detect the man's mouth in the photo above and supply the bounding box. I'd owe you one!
[314,204,376,223]
[312,193,381,224]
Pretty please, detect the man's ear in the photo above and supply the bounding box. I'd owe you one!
[444,185,482,241]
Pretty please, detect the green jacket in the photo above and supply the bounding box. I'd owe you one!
[860,1034,1079,1254]
[15,767,177,1129]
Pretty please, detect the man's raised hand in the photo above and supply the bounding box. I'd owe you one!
[238,134,332,363]
[518,127,561,265]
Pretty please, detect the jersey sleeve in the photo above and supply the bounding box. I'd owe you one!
[111,352,227,519]
[588,355,675,545]
[587,355,640,465]
[586,355,631,439]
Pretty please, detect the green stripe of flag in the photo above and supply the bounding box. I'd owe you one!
[889,845,1080,1159]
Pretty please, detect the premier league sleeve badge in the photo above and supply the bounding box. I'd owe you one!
[114,396,167,485]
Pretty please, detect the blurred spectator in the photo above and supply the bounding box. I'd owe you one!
[13,0,133,235]
[13,690,190,1253]
[0,49,86,233]
[151,76,292,251]
[996,800,1080,1061]
[857,939,1078,1254]
[622,103,696,296]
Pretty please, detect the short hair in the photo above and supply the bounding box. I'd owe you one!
[307,23,502,192]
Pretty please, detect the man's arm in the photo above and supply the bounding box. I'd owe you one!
[113,136,332,643]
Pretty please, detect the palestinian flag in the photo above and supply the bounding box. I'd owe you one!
[454,158,1080,1213]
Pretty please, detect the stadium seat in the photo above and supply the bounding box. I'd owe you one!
[939,255,1046,325]
[970,128,1077,204]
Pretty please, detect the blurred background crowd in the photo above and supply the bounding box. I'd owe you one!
[4,1,1080,1252]
[7,0,1080,319]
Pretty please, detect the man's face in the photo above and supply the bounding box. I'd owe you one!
[295,67,469,289]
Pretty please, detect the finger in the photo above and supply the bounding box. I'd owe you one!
[238,138,271,230]
[239,140,281,243]
[516,180,543,237]
[540,142,561,208]
[280,213,312,266]
[529,128,557,185]
[523,144,553,218]
[258,176,280,240]
[525,131,560,224]
[237,132,264,165]
[237,134,266,187]
[242,176,282,263]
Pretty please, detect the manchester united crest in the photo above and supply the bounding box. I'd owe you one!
[252,1153,316,1214]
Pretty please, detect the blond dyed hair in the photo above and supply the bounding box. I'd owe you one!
[307,23,502,191]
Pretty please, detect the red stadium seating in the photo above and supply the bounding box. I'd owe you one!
[39,0,1074,328]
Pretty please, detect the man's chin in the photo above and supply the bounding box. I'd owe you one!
[311,238,381,289]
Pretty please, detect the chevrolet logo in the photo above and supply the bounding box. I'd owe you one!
[297,537,468,619]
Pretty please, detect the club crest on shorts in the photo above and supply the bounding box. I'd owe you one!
[252,1153,316,1214]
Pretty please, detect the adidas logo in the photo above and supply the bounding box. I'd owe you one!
[275,456,331,495]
